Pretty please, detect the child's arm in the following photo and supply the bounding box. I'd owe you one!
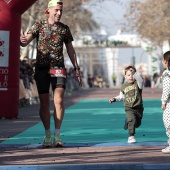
[133,72,144,89]
[161,73,170,107]
[161,104,166,110]
[109,91,124,103]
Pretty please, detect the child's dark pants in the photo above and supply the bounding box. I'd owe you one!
[125,107,144,136]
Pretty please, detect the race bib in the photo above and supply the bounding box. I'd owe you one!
[49,68,66,78]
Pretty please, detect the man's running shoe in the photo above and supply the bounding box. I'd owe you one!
[42,132,52,148]
[53,133,63,147]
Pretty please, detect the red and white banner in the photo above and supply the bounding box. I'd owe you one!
[0,0,36,118]
[0,31,9,91]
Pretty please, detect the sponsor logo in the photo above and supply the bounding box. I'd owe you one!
[0,31,9,67]
[0,41,5,57]
[0,31,9,91]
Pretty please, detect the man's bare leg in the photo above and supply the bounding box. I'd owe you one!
[39,93,51,130]
[53,87,65,146]
[39,93,52,147]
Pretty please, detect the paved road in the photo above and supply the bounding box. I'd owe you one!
[1,88,170,169]
[0,88,162,142]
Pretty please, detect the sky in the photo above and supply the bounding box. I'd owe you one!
[83,0,148,66]
[84,0,126,35]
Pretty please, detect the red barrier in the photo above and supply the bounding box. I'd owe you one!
[0,0,36,119]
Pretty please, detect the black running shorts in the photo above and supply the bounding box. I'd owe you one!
[34,68,66,94]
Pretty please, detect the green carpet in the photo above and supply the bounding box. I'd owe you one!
[1,99,167,145]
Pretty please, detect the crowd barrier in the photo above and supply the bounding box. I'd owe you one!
[19,77,85,108]
[19,79,39,107]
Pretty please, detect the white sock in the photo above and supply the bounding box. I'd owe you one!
[54,129,60,134]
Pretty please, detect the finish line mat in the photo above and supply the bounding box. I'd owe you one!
[0,99,167,146]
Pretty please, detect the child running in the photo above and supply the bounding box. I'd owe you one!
[161,51,170,153]
[109,65,144,143]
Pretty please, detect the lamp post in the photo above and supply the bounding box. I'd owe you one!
[131,39,135,66]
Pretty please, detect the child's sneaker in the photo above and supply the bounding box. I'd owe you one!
[162,146,170,153]
[128,136,136,143]
[42,132,52,148]
[53,133,63,147]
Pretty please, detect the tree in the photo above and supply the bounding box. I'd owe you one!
[21,0,98,58]
[62,0,98,35]
[124,0,170,49]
